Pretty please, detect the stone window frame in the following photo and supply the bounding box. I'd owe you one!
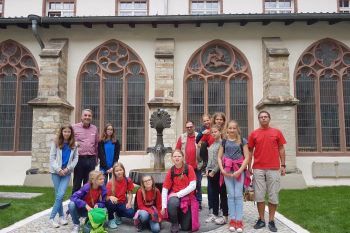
[116,0,149,16]
[0,0,4,17]
[295,38,350,156]
[183,39,253,136]
[76,39,149,154]
[43,0,76,17]
[0,39,39,156]
[263,0,297,14]
[338,0,350,13]
[189,0,223,15]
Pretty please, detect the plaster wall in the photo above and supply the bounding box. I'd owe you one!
[298,0,338,13]
[76,0,115,16]
[4,0,42,17]
[223,0,262,14]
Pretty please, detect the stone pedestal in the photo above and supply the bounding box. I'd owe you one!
[257,37,299,173]
[25,39,73,184]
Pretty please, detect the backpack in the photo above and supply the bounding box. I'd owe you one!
[169,164,189,192]
[82,208,107,233]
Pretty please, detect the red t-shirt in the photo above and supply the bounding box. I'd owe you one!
[137,188,162,215]
[84,188,101,207]
[248,127,286,169]
[163,164,196,194]
[175,135,197,169]
[106,177,134,203]
[200,133,215,146]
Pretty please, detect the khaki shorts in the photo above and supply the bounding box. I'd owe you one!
[253,169,280,205]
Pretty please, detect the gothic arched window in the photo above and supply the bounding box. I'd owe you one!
[295,38,350,154]
[77,40,148,152]
[0,40,39,152]
[184,40,252,137]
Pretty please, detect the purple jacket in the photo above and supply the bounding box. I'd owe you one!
[70,183,107,209]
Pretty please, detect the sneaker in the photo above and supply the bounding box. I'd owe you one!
[50,219,59,228]
[215,216,227,225]
[229,219,236,232]
[108,219,118,229]
[254,219,266,229]
[205,214,216,223]
[268,220,278,232]
[114,216,122,225]
[171,223,179,233]
[59,216,68,225]
[136,222,143,232]
[71,224,80,233]
[236,220,244,233]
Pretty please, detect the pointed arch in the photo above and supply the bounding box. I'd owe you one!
[294,38,350,154]
[0,39,39,152]
[184,39,252,137]
[76,39,148,152]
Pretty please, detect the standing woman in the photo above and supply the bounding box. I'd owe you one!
[49,124,79,228]
[218,120,250,232]
[98,123,120,183]
[161,150,199,233]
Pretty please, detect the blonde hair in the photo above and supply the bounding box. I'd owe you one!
[111,162,126,196]
[224,120,242,144]
[140,175,156,204]
[88,170,104,186]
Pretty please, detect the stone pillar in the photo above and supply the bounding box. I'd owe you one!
[148,38,180,169]
[256,37,299,172]
[25,39,73,185]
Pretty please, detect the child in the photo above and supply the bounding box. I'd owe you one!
[218,120,250,232]
[68,170,106,233]
[98,123,120,184]
[105,162,135,229]
[205,125,228,225]
[212,112,226,130]
[134,175,162,233]
[49,124,79,228]
[161,150,199,233]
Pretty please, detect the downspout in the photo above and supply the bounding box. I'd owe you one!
[28,14,45,49]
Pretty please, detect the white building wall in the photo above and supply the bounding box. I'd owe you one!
[223,0,262,14]
[149,0,166,15]
[4,0,42,17]
[76,0,115,16]
[168,0,188,15]
[298,0,338,13]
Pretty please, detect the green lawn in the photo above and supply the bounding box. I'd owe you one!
[279,186,350,233]
[0,186,72,229]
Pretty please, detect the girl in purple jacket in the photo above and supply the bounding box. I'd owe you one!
[68,170,107,233]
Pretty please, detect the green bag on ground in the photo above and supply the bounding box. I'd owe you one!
[82,208,107,233]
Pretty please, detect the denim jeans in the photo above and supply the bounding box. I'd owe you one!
[224,172,244,221]
[105,200,135,220]
[50,173,71,220]
[138,210,160,233]
[68,201,88,225]
[195,169,202,205]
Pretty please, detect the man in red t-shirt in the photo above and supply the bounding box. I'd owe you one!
[248,111,286,232]
[175,120,202,209]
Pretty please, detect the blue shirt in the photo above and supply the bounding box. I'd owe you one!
[104,140,115,169]
[61,143,71,169]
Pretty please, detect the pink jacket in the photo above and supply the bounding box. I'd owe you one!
[220,156,251,188]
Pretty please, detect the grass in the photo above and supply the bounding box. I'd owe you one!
[279,186,350,233]
[0,185,72,229]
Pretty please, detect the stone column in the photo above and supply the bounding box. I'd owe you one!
[25,39,73,186]
[256,37,299,172]
[148,38,180,169]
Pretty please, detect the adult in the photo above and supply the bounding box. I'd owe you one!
[175,120,202,209]
[72,109,99,194]
[248,111,286,232]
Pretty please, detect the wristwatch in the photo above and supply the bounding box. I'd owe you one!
[281,164,286,168]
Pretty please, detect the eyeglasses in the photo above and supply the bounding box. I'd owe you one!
[143,179,152,183]
[186,126,194,129]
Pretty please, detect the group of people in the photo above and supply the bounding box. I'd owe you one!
[48,108,287,233]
